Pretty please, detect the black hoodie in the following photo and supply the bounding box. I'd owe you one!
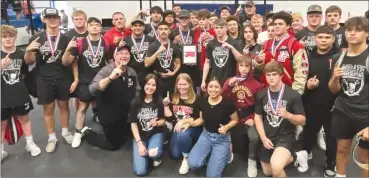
[302,45,340,107]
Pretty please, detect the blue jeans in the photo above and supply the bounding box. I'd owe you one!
[170,127,203,159]
[187,129,231,177]
[132,133,164,176]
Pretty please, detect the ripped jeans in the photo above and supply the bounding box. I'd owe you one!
[132,133,164,176]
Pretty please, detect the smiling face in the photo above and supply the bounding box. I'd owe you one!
[207,80,222,98]
[144,78,157,96]
[112,13,126,29]
[158,24,169,39]
[114,48,130,66]
[131,22,145,36]
[227,20,238,34]
[176,79,190,95]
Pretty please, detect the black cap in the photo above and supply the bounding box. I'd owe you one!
[131,17,145,25]
[219,6,231,14]
[307,5,322,14]
[115,45,131,54]
[179,9,190,18]
[42,8,60,17]
[245,0,255,6]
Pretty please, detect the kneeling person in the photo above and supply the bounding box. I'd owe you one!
[254,61,308,177]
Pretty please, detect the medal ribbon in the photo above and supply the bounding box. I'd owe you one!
[165,40,171,60]
[179,27,190,45]
[86,36,102,59]
[198,27,207,47]
[151,22,159,40]
[267,84,285,115]
[271,34,289,57]
[131,35,145,53]
[46,31,61,56]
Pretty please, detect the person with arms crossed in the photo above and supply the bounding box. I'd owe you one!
[328,16,369,177]
[24,8,74,153]
[1,25,41,161]
[254,61,309,177]
[62,17,112,148]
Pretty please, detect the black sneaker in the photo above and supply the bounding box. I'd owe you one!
[323,162,336,177]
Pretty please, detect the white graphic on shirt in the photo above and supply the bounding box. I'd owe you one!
[137,108,159,131]
[128,78,133,87]
[341,64,365,96]
[212,46,229,67]
[132,42,149,63]
[2,59,22,85]
[173,105,193,121]
[83,46,105,68]
[40,43,62,63]
[158,48,173,69]
[264,100,287,127]
[304,36,316,51]
[277,50,289,62]
[197,34,214,53]
[336,34,343,46]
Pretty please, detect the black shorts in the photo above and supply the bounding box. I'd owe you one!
[75,83,95,102]
[1,102,34,121]
[259,135,295,163]
[331,109,369,150]
[37,78,70,105]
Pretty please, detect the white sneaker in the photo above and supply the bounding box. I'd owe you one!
[71,132,82,148]
[228,152,234,164]
[295,126,303,140]
[317,127,326,151]
[308,152,313,160]
[247,159,258,177]
[1,151,8,162]
[179,158,190,175]
[153,158,162,167]
[62,131,74,144]
[46,139,57,153]
[296,151,309,172]
[25,142,41,156]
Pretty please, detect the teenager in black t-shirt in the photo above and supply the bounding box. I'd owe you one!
[254,61,308,177]
[24,8,74,153]
[62,17,111,149]
[242,24,263,81]
[124,17,156,87]
[144,6,163,40]
[185,77,238,177]
[1,25,41,161]
[325,6,347,49]
[145,21,181,97]
[128,74,165,176]
[161,73,202,174]
[202,18,243,91]
[328,17,369,177]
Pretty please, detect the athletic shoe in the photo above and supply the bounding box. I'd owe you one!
[247,159,258,177]
[296,151,309,172]
[25,142,41,156]
[295,126,303,140]
[179,158,190,175]
[317,127,326,151]
[1,151,8,162]
[46,139,57,153]
[153,158,162,167]
[71,132,82,148]
[62,131,74,145]
[324,161,336,177]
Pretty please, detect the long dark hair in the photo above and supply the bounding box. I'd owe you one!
[139,73,161,103]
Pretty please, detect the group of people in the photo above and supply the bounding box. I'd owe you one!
[1,0,369,177]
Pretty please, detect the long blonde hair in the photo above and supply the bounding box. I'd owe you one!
[172,73,196,105]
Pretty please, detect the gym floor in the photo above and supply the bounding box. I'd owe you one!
[1,98,362,177]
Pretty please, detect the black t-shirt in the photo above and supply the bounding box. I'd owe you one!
[144,23,158,39]
[199,97,236,133]
[146,40,181,74]
[206,37,244,84]
[334,47,369,120]
[170,97,200,122]
[334,26,347,48]
[70,38,111,83]
[29,31,70,80]
[244,43,263,81]
[255,85,305,140]
[123,35,156,75]
[1,48,31,108]
[295,27,316,54]
[127,98,165,140]
[64,28,88,40]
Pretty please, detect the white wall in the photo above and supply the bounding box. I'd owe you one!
[50,1,368,28]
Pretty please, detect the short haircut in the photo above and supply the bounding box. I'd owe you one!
[325,5,342,16]
[315,25,336,36]
[242,24,258,42]
[210,13,218,18]
[272,11,293,26]
[158,21,170,28]
[226,15,238,23]
[214,18,227,26]
[72,10,87,19]
[190,11,199,17]
[345,16,369,33]
[87,17,101,25]
[237,55,252,66]
[198,9,211,19]
[265,12,275,20]
[112,12,124,18]
[1,25,17,37]
[150,6,163,15]
[251,14,263,22]
[263,61,284,75]
[291,12,303,21]
[173,4,180,8]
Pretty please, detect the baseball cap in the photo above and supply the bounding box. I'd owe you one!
[245,0,255,6]
[115,46,131,54]
[219,6,232,13]
[307,5,322,14]
[42,8,60,17]
[131,17,144,25]
[179,9,190,18]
